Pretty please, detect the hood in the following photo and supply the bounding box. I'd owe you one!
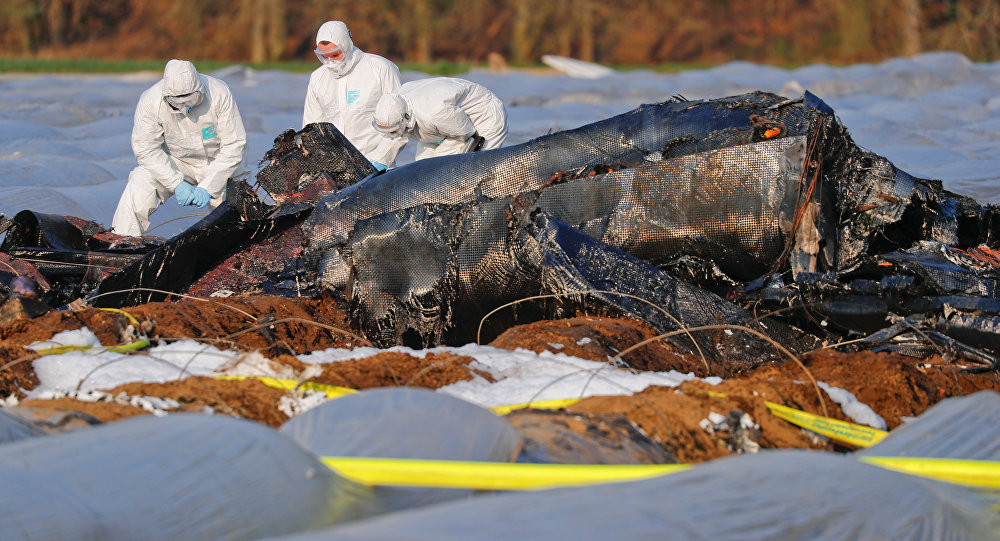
[161,59,205,97]
[373,93,409,128]
[315,21,361,77]
[401,94,416,130]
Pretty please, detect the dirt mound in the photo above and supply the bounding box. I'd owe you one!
[568,349,1000,462]
[490,316,708,375]
[486,316,1000,461]
[3,294,999,463]
[0,294,356,398]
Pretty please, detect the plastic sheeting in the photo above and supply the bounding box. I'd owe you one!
[0,413,380,540]
[857,390,1000,461]
[281,387,521,460]
[0,465,108,540]
[0,408,44,444]
[271,393,1000,540]
[281,387,523,511]
[0,379,997,540]
[274,449,1000,541]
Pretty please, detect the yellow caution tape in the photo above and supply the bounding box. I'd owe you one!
[34,339,150,356]
[859,456,1000,489]
[34,344,92,356]
[320,455,1000,491]
[320,456,690,490]
[677,388,727,398]
[33,307,149,356]
[214,375,357,399]
[490,398,582,415]
[765,401,888,448]
[27,332,1000,493]
[107,339,151,354]
[96,307,142,328]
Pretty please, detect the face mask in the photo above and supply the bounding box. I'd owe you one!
[164,91,203,114]
[316,45,356,76]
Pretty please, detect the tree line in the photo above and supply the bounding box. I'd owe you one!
[2,0,998,66]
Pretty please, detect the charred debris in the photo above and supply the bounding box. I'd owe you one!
[1,91,998,371]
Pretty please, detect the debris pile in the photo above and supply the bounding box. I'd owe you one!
[2,91,998,371]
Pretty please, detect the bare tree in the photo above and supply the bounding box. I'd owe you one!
[46,0,65,47]
[410,0,433,63]
[576,0,593,61]
[512,0,539,63]
[899,0,921,56]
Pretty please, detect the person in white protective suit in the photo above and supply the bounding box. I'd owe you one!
[371,77,508,161]
[303,20,406,171]
[112,59,248,237]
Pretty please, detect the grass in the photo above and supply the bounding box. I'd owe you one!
[0,56,716,75]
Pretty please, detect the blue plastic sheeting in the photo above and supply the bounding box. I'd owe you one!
[281,387,520,461]
[0,465,108,540]
[858,391,1000,461]
[277,449,1000,541]
[0,413,381,540]
[273,392,1000,541]
[0,409,45,444]
[281,387,523,512]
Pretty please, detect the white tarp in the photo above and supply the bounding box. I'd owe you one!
[0,413,380,540]
[0,408,45,443]
[276,449,1000,541]
[281,387,522,512]
[858,390,1000,460]
[272,392,1000,540]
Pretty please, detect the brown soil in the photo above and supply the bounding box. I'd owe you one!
[490,316,707,375]
[3,295,999,464]
[286,351,490,390]
[567,349,1000,463]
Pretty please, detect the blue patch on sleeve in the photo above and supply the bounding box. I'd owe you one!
[202,126,216,139]
[347,90,360,104]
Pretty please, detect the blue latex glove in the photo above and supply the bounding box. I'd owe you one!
[371,161,387,171]
[190,186,212,208]
[174,182,196,206]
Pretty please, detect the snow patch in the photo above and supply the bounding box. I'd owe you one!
[818,381,887,430]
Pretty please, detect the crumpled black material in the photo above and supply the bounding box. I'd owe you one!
[2,94,998,368]
[303,91,998,364]
[87,122,377,307]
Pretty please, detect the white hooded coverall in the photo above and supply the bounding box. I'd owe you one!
[396,77,508,161]
[303,21,407,167]
[112,59,248,236]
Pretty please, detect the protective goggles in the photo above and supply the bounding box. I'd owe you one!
[314,46,345,64]
[372,118,406,138]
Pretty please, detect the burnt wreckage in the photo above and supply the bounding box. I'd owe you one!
[2,91,998,370]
